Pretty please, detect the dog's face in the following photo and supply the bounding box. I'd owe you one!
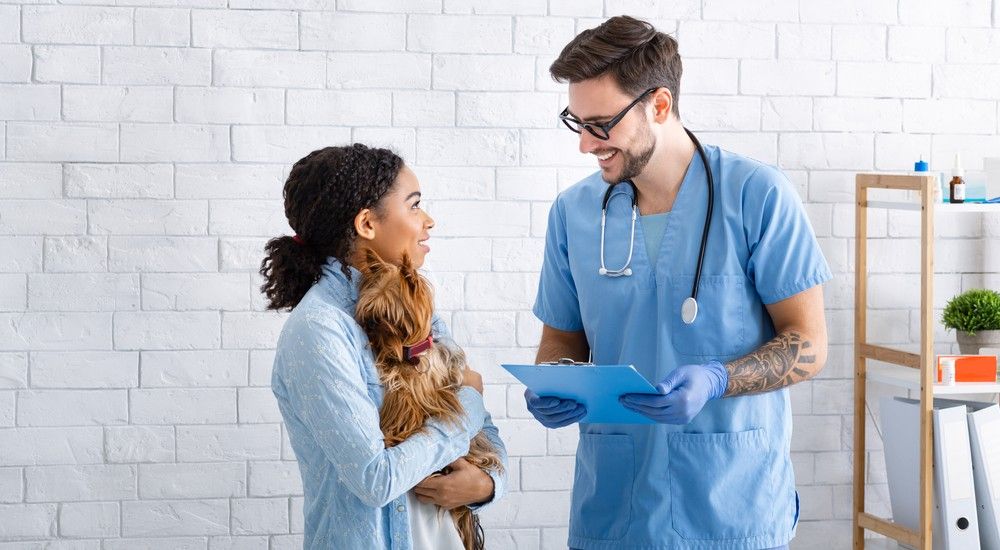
[355,249,435,368]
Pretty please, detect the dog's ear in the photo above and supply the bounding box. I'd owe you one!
[398,252,422,285]
[358,248,389,278]
[398,252,414,274]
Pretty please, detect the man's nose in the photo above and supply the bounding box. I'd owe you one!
[578,130,604,154]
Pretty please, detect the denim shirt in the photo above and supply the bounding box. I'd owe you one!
[272,258,508,550]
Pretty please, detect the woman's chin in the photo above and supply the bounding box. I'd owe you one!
[412,247,429,267]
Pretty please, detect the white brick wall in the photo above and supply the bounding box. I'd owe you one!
[1,2,997,548]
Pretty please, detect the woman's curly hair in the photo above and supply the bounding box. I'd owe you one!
[259,144,404,311]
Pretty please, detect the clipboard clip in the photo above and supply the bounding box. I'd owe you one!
[539,357,594,366]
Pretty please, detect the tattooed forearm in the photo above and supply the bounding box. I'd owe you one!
[723,331,818,396]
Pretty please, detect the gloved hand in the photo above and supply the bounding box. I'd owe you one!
[524,389,587,429]
[619,361,729,424]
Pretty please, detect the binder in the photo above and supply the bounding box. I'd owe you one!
[969,404,1000,550]
[921,398,1000,550]
[881,396,923,538]
[932,403,981,550]
[879,397,982,549]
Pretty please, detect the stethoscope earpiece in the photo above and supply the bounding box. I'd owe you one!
[597,128,714,325]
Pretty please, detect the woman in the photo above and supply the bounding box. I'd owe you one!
[261,144,508,549]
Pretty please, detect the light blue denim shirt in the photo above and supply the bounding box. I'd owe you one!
[272,258,508,550]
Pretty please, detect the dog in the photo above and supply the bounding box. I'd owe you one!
[354,250,502,550]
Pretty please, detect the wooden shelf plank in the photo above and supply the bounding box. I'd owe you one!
[857,513,921,547]
[859,344,920,369]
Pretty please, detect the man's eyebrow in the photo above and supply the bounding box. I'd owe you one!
[566,109,614,123]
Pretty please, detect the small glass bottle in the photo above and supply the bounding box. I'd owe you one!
[940,357,957,385]
[949,154,966,204]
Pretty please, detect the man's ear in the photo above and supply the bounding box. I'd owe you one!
[651,88,672,123]
[354,208,376,241]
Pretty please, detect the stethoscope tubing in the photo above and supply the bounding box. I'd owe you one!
[598,128,714,320]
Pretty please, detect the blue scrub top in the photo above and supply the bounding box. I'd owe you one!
[533,144,831,550]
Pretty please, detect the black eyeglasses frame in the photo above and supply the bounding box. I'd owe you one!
[558,87,659,141]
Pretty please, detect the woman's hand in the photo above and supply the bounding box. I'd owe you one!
[413,458,494,510]
[461,366,483,394]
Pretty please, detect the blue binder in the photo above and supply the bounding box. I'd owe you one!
[501,364,659,424]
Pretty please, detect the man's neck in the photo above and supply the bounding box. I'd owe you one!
[631,124,696,216]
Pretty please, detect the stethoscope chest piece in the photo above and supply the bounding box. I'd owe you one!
[681,296,698,324]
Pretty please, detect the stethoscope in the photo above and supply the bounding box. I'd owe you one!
[598,128,714,325]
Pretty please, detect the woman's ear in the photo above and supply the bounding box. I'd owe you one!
[354,208,376,241]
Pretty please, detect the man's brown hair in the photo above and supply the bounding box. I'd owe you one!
[550,15,682,116]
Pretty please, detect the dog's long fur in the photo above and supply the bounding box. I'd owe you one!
[354,250,502,550]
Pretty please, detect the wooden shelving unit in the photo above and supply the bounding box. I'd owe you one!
[852,173,1000,549]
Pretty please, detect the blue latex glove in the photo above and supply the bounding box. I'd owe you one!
[524,389,587,429]
[619,361,729,424]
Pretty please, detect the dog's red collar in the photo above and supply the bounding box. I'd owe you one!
[403,335,434,364]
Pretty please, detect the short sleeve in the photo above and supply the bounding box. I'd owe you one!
[533,197,584,331]
[743,166,832,304]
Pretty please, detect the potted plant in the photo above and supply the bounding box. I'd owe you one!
[942,288,1000,354]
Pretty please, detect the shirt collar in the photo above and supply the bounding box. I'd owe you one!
[318,256,361,309]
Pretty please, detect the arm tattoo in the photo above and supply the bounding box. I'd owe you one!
[723,330,817,396]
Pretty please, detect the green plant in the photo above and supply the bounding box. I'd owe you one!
[942,289,1000,335]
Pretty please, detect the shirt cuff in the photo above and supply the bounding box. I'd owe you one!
[467,467,505,513]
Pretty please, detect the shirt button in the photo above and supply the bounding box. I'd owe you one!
[396,505,405,512]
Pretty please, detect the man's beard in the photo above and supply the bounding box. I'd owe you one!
[601,129,656,184]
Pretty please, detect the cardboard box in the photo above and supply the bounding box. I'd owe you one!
[936,354,998,383]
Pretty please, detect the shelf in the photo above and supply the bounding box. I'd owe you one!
[867,362,1000,394]
[865,200,1000,213]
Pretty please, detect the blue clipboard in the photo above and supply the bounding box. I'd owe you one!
[501,363,659,424]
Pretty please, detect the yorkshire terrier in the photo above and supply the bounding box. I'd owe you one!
[354,250,503,550]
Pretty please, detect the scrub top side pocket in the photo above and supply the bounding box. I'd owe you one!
[569,433,634,541]
[668,275,748,358]
[667,428,778,540]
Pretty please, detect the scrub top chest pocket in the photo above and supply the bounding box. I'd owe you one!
[668,275,749,358]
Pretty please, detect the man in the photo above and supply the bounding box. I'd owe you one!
[526,15,831,550]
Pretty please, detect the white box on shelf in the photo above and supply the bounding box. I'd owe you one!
[985,158,1000,200]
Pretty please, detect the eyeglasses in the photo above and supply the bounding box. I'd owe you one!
[559,87,658,141]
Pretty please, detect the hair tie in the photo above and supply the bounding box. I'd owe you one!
[292,234,305,246]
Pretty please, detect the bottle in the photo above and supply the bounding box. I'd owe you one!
[940,357,957,385]
[949,154,966,204]
[914,156,942,203]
